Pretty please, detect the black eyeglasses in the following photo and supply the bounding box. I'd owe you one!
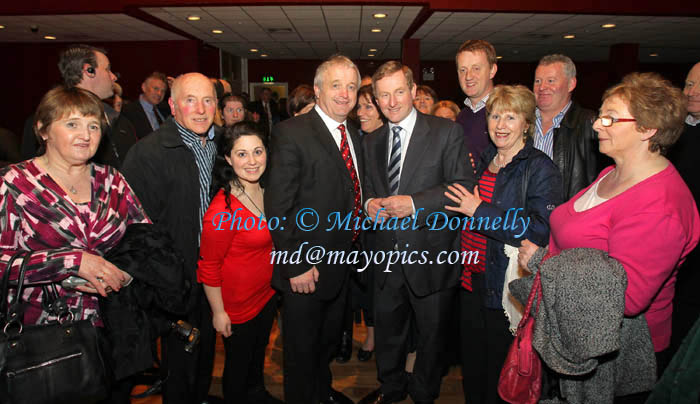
[593,115,636,127]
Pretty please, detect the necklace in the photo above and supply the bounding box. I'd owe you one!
[242,188,265,218]
[492,154,508,168]
[42,157,81,194]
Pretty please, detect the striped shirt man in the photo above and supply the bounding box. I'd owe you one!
[534,100,572,159]
[174,119,217,236]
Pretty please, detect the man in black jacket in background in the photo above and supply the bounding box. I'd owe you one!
[668,61,700,358]
[533,54,599,199]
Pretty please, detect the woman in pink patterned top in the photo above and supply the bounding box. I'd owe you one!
[0,86,150,326]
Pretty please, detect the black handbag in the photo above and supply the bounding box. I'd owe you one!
[0,252,110,404]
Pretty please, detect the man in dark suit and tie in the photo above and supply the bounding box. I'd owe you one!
[359,61,474,404]
[251,87,279,134]
[265,55,361,404]
[121,71,169,139]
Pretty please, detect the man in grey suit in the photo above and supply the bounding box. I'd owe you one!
[359,61,475,404]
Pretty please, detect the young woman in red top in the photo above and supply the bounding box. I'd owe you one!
[198,122,283,404]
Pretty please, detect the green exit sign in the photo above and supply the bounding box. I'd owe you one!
[262,75,275,83]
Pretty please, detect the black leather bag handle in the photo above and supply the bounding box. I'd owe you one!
[0,252,29,324]
[4,251,35,328]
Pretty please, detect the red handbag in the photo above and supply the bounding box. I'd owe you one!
[498,270,543,404]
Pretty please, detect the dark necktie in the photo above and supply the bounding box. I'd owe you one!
[388,126,402,195]
[153,105,163,127]
[339,124,361,242]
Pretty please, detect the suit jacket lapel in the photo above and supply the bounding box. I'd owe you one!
[374,124,390,194]
[309,109,353,187]
[399,113,430,194]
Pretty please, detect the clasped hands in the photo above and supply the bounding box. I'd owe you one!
[290,196,413,294]
[366,195,413,220]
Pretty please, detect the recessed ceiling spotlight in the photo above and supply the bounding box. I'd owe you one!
[187,15,200,21]
[250,48,258,52]
[373,13,387,19]
[371,28,382,33]
[44,35,56,40]
[369,48,378,52]
[261,54,268,57]
[212,29,223,34]
[564,34,575,39]
[496,56,503,60]
[649,53,659,57]
[601,23,616,28]
[368,54,375,57]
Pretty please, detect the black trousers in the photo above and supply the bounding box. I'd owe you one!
[459,284,512,404]
[161,292,217,404]
[281,281,348,404]
[374,267,455,402]
[350,267,375,327]
[222,297,276,403]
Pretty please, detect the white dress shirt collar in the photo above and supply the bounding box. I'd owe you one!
[389,107,418,136]
[314,104,348,132]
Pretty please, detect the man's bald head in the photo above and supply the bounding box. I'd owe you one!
[169,73,217,135]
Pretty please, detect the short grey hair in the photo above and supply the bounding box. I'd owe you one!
[538,54,577,79]
[170,72,215,101]
[313,54,361,88]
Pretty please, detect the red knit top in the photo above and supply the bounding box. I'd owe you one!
[460,168,497,291]
[197,189,276,324]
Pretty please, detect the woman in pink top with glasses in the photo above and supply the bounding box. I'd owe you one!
[519,72,700,383]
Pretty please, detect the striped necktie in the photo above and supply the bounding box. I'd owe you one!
[388,126,402,195]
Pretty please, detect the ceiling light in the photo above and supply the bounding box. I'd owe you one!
[368,54,375,57]
[249,48,258,52]
[212,29,223,34]
[261,54,268,57]
[371,28,382,33]
[601,23,616,28]
[369,48,377,52]
[373,13,387,19]
[649,53,659,57]
[496,56,503,60]
[43,35,56,40]
[563,34,575,39]
[187,15,200,21]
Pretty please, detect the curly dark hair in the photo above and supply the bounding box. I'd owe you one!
[211,121,268,211]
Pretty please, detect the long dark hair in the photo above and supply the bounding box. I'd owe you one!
[211,121,268,211]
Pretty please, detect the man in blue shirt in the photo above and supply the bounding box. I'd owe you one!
[533,54,598,199]
[122,71,169,139]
